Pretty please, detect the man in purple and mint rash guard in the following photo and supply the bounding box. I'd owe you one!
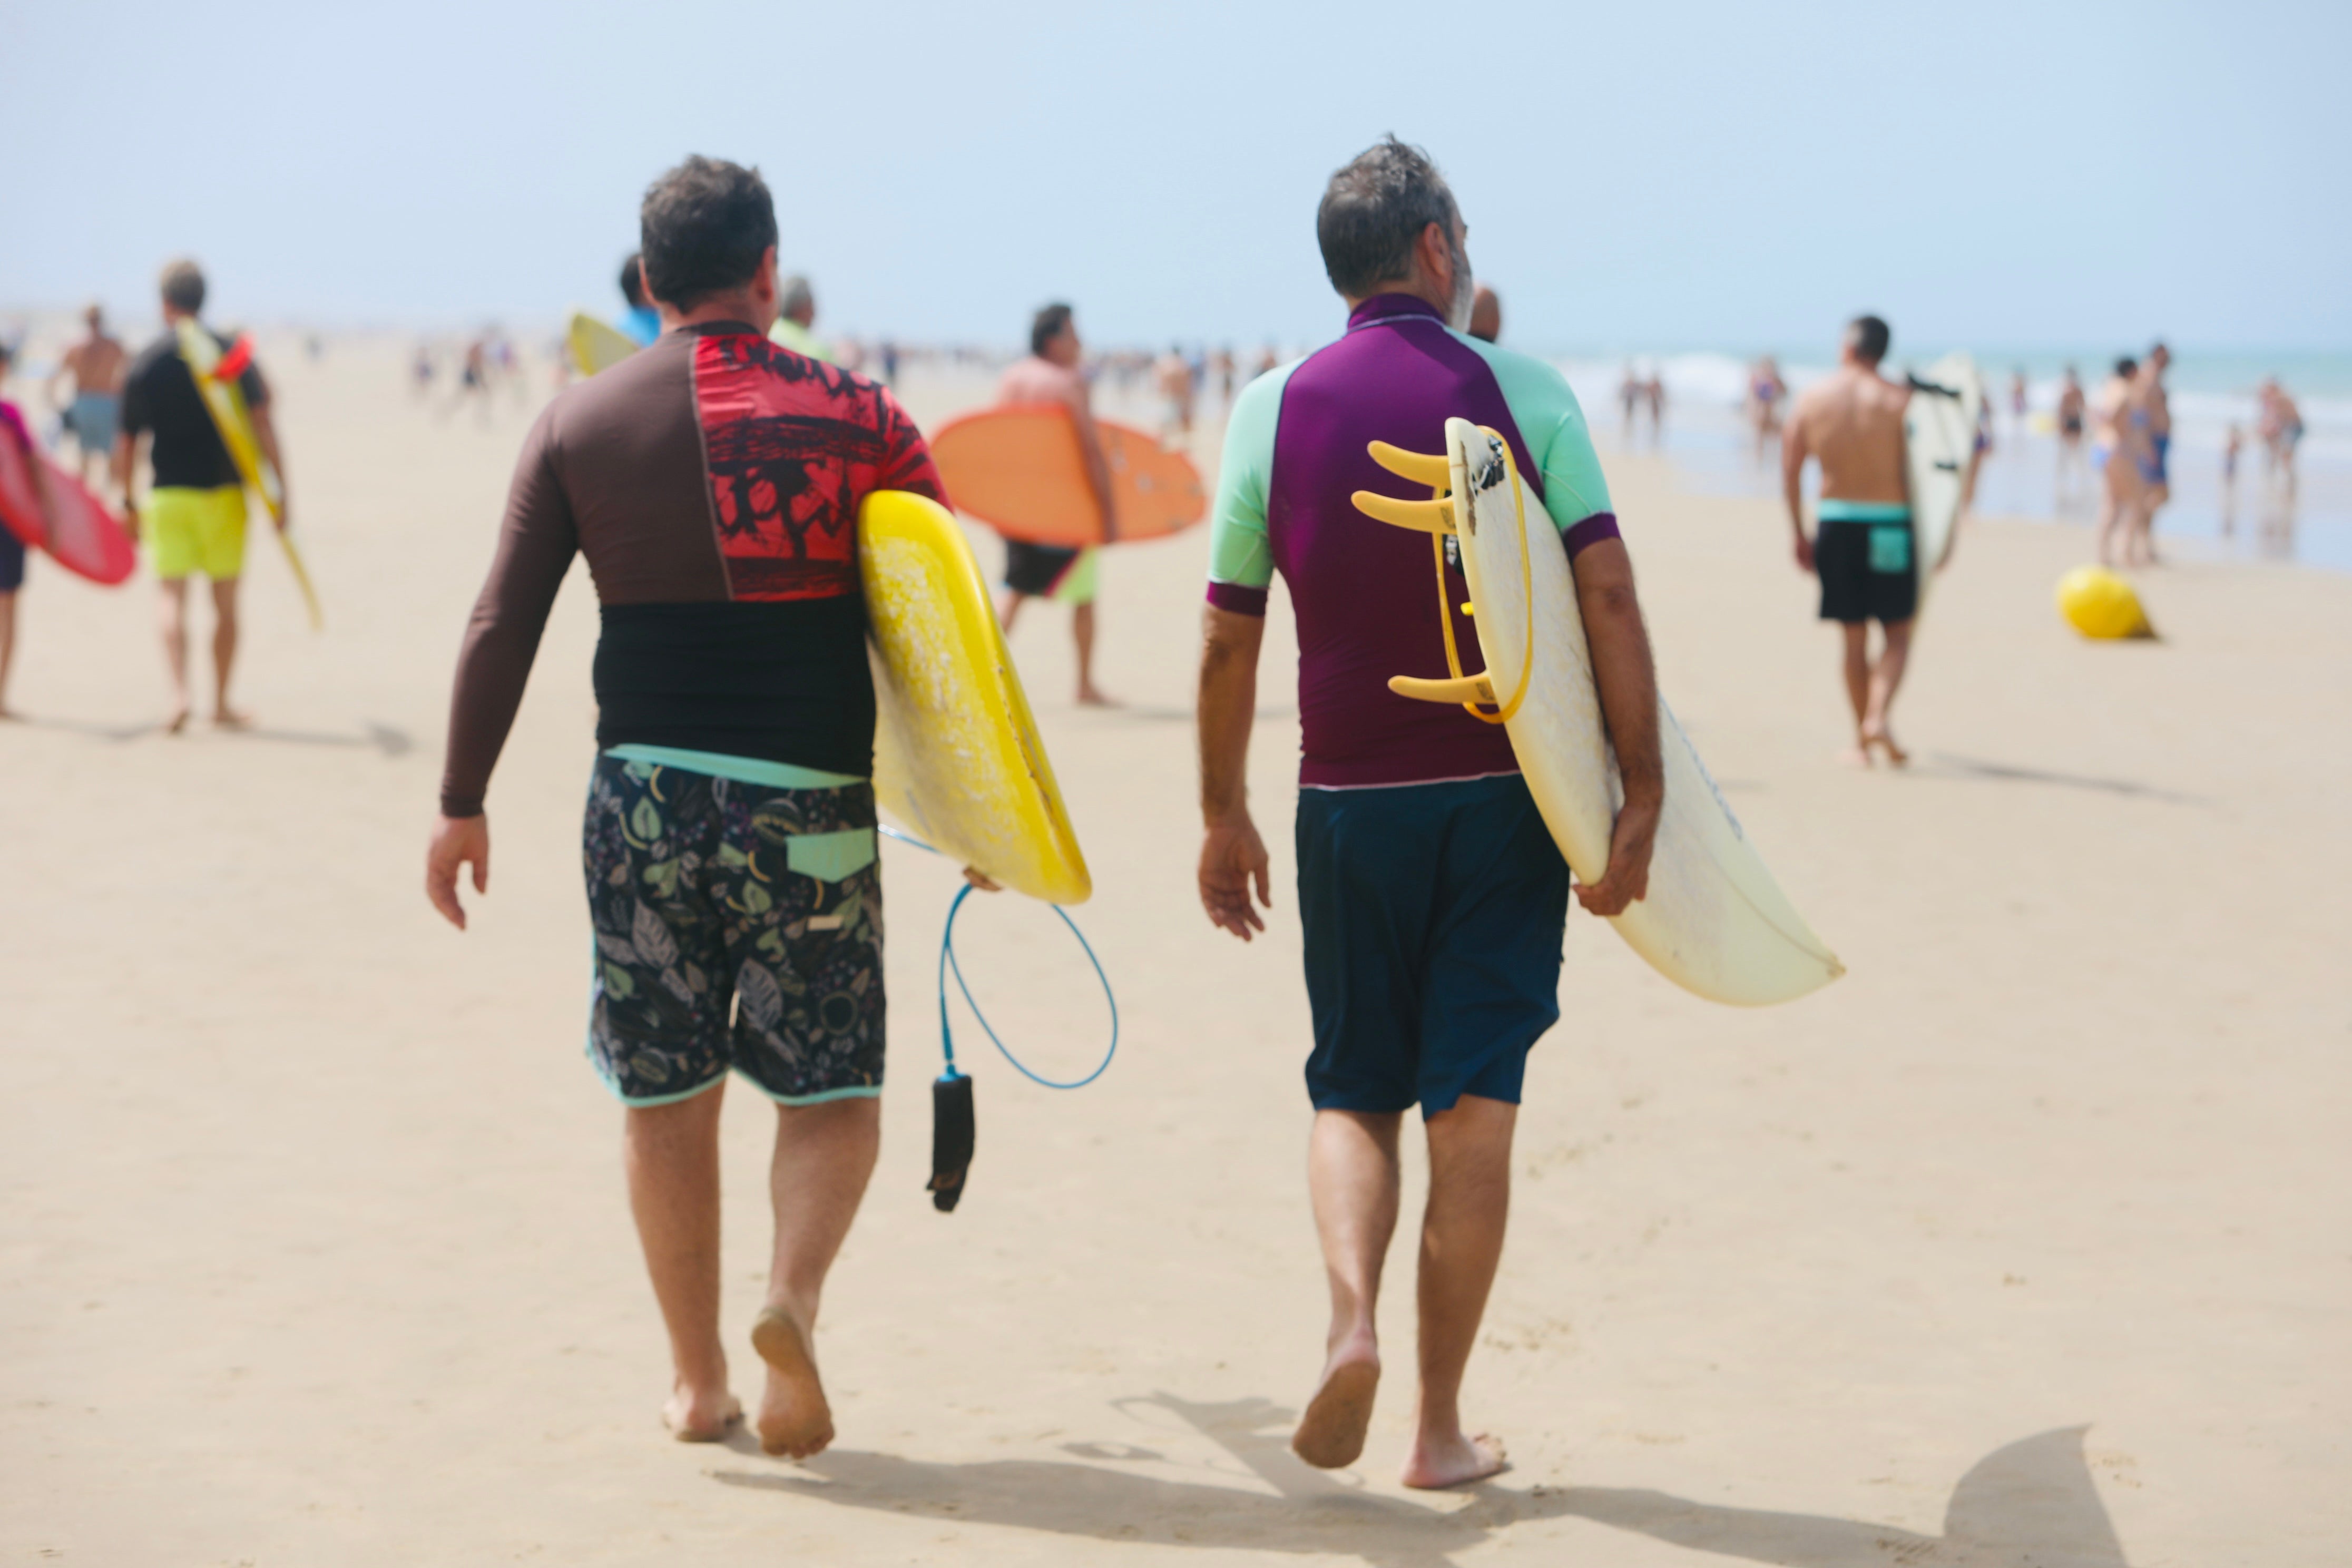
[1194,138,1665,1489]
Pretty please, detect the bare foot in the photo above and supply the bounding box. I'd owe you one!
[0,704,18,721]
[1075,685,1121,709]
[212,708,254,731]
[1838,742,1873,769]
[166,707,192,735]
[662,1382,743,1443]
[1291,1337,1380,1469]
[1861,725,1909,768]
[750,1306,834,1459]
[1401,1430,1510,1490]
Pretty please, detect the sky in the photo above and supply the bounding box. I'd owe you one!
[3,0,2346,356]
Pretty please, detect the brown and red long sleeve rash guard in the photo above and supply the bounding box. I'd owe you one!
[439,322,945,817]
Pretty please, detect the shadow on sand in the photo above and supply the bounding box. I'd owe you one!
[17,713,411,756]
[712,1394,2129,1567]
[1921,752,2204,806]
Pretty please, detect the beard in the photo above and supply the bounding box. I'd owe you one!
[1444,237,1475,332]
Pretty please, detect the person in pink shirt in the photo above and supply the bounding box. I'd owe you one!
[995,302,1119,705]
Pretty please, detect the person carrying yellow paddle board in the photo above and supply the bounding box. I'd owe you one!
[113,260,294,730]
[424,155,996,1463]
[1194,138,1663,1491]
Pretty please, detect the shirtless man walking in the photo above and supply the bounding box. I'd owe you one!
[997,303,1119,705]
[1782,315,1917,766]
[2122,342,2172,565]
[2054,366,2087,505]
[49,305,127,492]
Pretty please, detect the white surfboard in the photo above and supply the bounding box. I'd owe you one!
[1357,419,1842,1006]
[1903,351,1985,613]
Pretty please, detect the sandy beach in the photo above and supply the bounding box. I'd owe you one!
[3,338,2347,1565]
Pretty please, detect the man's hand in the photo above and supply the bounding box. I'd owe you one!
[1573,796,1659,918]
[1793,531,1815,573]
[1199,817,1272,940]
[426,813,490,929]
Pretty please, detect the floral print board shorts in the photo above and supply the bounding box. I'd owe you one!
[582,754,884,1105]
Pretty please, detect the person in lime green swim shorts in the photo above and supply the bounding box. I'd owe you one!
[143,485,248,582]
[115,258,288,731]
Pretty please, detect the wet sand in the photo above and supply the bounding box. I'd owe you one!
[3,338,2346,1564]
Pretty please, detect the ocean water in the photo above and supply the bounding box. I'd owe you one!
[1559,350,2351,571]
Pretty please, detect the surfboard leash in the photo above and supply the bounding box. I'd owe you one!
[878,825,1120,1214]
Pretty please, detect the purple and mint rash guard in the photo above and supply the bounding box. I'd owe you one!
[1207,294,1621,790]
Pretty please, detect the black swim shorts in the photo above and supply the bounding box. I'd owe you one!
[1816,517,1918,625]
[1002,538,1082,598]
[581,753,885,1105]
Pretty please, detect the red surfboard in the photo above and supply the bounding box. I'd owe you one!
[928,407,1205,547]
[0,413,139,585]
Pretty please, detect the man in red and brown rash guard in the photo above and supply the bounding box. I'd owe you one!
[423,156,951,1461]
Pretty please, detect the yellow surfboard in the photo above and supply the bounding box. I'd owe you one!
[568,311,641,377]
[173,319,323,630]
[859,491,1090,904]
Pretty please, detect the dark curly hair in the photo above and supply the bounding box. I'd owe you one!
[639,156,778,312]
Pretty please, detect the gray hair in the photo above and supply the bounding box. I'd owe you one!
[1316,136,1459,298]
[781,274,815,318]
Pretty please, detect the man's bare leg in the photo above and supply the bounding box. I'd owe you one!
[1295,1109,1400,1468]
[209,578,250,728]
[623,1082,741,1441]
[752,1095,879,1459]
[1861,618,1912,767]
[1402,1094,1515,1489]
[996,589,1028,632]
[0,591,17,718]
[1073,600,1114,706]
[159,578,192,731]
[1838,623,1872,767]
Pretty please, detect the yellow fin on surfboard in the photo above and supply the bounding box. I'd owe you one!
[860,491,1090,904]
[1389,672,1495,706]
[1350,489,1455,535]
[1367,440,1453,488]
[173,319,322,631]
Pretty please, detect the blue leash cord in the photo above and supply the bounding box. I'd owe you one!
[880,825,1119,1090]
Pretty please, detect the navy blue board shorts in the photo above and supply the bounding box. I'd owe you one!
[1296,773,1572,1114]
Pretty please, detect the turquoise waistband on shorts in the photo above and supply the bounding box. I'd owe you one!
[1817,499,1912,523]
[603,744,866,791]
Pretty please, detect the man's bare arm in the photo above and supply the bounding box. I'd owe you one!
[1196,605,1271,938]
[1070,387,1118,542]
[112,433,137,511]
[1569,538,1662,917]
[1780,400,1814,570]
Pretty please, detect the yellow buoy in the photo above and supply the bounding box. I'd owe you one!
[2056,565,2155,640]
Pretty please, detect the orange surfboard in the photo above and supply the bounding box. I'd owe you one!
[928,406,1205,546]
